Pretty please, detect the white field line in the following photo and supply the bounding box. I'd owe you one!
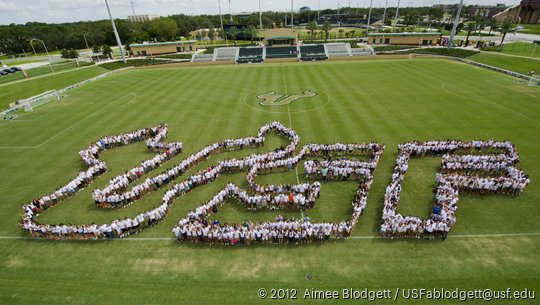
[0,92,137,149]
[1,232,539,241]
[441,82,540,125]
[282,64,303,218]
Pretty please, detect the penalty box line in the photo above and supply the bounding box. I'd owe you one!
[0,92,137,150]
[1,232,539,241]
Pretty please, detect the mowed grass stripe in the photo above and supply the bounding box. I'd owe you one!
[0,59,539,305]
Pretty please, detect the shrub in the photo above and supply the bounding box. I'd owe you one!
[100,59,172,70]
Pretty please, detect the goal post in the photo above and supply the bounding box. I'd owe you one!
[528,75,540,87]
[18,90,61,112]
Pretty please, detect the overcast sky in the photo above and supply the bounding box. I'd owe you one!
[1,0,520,25]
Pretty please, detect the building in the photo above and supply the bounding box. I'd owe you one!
[189,29,219,40]
[466,4,507,18]
[130,41,197,56]
[367,32,441,46]
[264,28,299,46]
[127,14,160,22]
[494,0,540,24]
[432,4,457,13]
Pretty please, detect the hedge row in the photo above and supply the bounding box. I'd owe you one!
[100,59,172,70]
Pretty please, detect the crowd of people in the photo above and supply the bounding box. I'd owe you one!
[381,140,530,239]
[172,175,379,245]
[21,121,385,242]
[91,121,299,208]
[22,127,528,243]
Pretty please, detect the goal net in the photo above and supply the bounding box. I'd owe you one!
[528,75,540,87]
[19,90,61,112]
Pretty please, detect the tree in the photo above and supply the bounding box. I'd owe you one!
[486,18,496,35]
[338,28,345,39]
[499,19,515,47]
[61,48,78,59]
[124,43,131,56]
[307,21,317,42]
[229,26,239,45]
[474,15,486,35]
[92,45,101,54]
[148,17,178,41]
[322,21,331,42]
[102,45,112,58]
[208,25,216,42]
[464,22,476,46]
[247,25,257,43]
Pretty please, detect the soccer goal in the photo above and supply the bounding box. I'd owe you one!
[528,75,540,87]
[19,90,61,112]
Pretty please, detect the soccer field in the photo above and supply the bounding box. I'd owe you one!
[0,59,539,304]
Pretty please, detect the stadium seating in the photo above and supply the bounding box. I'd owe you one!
[265,46,298,59]
[214,47,237,61]
[351,47,374,56]
[299,45,328,61]
[237,47,264,64]
[191,54,214,62]
[325,43,352,57]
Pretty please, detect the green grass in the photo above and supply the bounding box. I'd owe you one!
[0,58,44,66]
[498,42,540,59]
[373,45,415,52]
[100,59,172,70]
[0,61,94,85]
[155,53,193,60]
[468,52,540,75]
[0,59,539,304]
[517,24,540,35]
[0,65,108,108]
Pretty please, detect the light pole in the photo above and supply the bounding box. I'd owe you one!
[104,0,126,63]
[259,0,263,31]
[218,0,228,46]
[83,33,91,51]
[30,38,55,74]
[382,0,388,25]
[366,0,373,36]
[531,41,539,58]
[393,0,400,30]
[317,0,320,21]
[449,0,464,48]
[291,0,294,29]
[229,0,233,23]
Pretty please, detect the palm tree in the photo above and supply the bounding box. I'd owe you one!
[498,19,515,47]
[487,19,495,35]
[338,28,345,39]
[322,21,331,42]
[229,26,239,45]
[247,25,258,44]
[464,22,477,46]
[307,21,317,42]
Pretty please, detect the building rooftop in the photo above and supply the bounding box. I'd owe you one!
[130,40,197,47]
[368,32,442,37]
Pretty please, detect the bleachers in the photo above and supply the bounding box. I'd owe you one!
[191,54,214,62]
[299,45,327,61]
[265,47,298,59]
[326,43,351,57]
[351,47,374,56]
[237,47,264,64]
[214,47,237,61]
